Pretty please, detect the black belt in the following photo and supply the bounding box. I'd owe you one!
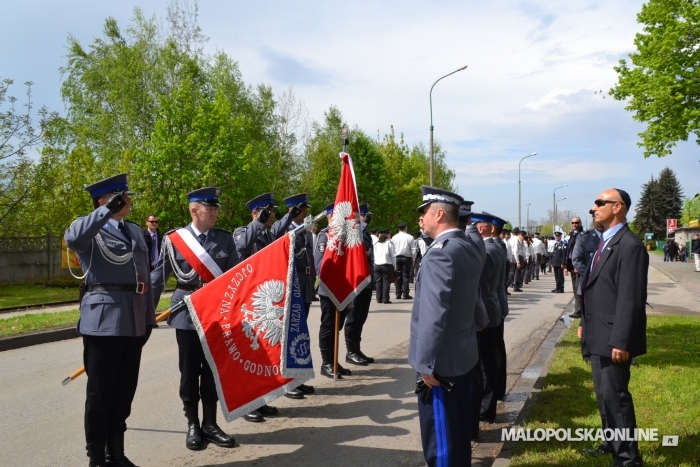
[177,283,203,292]
[86,283,147,294]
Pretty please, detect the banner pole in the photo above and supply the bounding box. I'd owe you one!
[333,309,340,381]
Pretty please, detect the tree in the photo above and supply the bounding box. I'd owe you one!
[611,0,700,157]
[680,194,700,225]
[656,167,684,223]
[634,175,665,239]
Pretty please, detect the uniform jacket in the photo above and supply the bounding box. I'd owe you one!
[150,225,239,331]
[580,224,648,358]
[480,238,503,329]
[566,227,584,270]
[65,206,155,337]
[271,212,315,303]
[692,238,700,255]
[142,228,163,266]
[496,238,510,320]
[465,225,488,331]
[313,228,330,297]
[550,240,567,267]
[234,216,292,260]
[408,229,481,377]
[572,229,601,274]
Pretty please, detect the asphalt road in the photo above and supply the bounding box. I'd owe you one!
[0,272,574,467]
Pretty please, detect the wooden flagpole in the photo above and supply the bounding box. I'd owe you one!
[333,309,340,381]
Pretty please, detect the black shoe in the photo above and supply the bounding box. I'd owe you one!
[384,300,393,304]
[337,364,352,376]
[312,295,319,301]
[243,410,265,422]
[284,387,305,399]
[86,441,106,467]
[257,404,278,416]
[514,288,523,292]
[556,289,564,293]
[346,351,368,366]
[105,434,138,466]
[551,289,558,293]
[297,383,315,394]
[506,292,511,295]
[479,415,495,424]
[377,300,383,304]
[396,295,402,300]
[321,363,343,379]
[202,405,235,448]
[355,344,375,364]
[569,312,581,318]
[403,295,413,299]
[582,444,613,457]
[183,406,203,450]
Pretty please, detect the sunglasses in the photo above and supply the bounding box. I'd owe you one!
[571,221,580,224]
[594,199,621,207]
[148,220,159,224]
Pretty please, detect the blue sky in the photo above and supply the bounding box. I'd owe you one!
[2,0,698,226]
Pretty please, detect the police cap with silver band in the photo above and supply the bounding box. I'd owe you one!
[245,192,277,211]
[323,203,334,215]
[84,173,134,199]
[188,187,222,207]
[359,203,370,214]
[417,185,465,213]
[283,193,311,208]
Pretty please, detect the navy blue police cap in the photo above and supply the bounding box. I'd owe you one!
[188,187,222,207]
[378,228,390,234]
[246,193,277,211]
[471,212,495,224]
[417,185,465,213]
[482,211,507,229]
[84,173,134,198]
[359,203,370,214]
[398,221,408,229]
[555,231,563,236]
[371,227,379,233]
[323,203,334,215]
[283,193,311,208]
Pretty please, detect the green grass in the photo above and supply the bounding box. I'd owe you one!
[509,315,700,466]
[0,297,173,338]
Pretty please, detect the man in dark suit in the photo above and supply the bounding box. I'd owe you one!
[550,231,567,293]
[578,188,647,467]
[142,213,163,271]
[409,186,482,467]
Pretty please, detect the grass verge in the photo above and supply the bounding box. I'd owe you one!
[508,315,700,467]
[0,297,172,338]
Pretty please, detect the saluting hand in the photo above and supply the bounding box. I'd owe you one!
[421,373,440,388]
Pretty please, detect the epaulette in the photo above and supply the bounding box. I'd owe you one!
[233,226,247,234]
[164,228,178,236]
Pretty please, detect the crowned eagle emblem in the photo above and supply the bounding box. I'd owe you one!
[326,201,362,256]
[240,280,285,350]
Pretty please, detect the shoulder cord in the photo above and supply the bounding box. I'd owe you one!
[67,240,93,280]
[164,235,198,281]
[95,232,139,282]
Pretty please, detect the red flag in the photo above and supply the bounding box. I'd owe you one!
[184,232,314,422]
[318,152,371,309]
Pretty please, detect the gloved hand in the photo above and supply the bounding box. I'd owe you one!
[105,193,127,214]
[415,377,431,403]
[256,208,271,224]
[142,326,153,346]
[290,204,303,219]
[364,212,373,226]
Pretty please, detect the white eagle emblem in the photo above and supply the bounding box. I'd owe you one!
[240,280,285,350]
[326,201,363,256]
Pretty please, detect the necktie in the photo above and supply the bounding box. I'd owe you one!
[591,235,605,271]
[199,233,206,246]
[118,222,132,244]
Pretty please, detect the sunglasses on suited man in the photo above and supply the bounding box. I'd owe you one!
[593,199,622,207]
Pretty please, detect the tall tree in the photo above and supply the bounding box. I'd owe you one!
[656,166,684,222]
[611,0,700,157]
[634,175,665,239]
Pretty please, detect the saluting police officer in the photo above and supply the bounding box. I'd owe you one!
[151,188,239,451]
[233,192,290,421]
[270,193,316,399]
[313,203,353,378]
[345,203,374,366]
[65,174,155,467]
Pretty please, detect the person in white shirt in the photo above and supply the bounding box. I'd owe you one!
[391,221,417,299]
[547,235,556,272]
[371,227,379,245]
[531,233,546,280]
[373,228,396,304]
[509,228,527,291]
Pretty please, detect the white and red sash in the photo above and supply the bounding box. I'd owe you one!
[167,228,223,283]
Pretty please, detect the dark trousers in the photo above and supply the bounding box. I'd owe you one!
[83,335,143,445]
[375,264,393,302]
[504,261,512,289]
[534,255,540,279]
[395,256,412,297]
[514,262,523,289]
[176,329,218,407]
[571,272,581,312]
[495,321,507,400]
[470,333,483,440]
[479,326,499,420]
[590,355,642,466]
[319,296,348,358]
[346,286,372,344]
[418,369,473,467]
[554,266,565,291]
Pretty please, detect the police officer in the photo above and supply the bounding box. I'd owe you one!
[233,192,290,421]
[409,186,482,466]
[151,187,239,451]
[551,231,567,293]
[488,214,510,401]
[65,174,155,467]
[270,193,316,398]
[314,203,353,378]
[345,203,374,366]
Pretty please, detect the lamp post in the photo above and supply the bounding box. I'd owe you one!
[553,184,567,228]
[518,152,537,229]
[429,65,468,186]
[555,197,568,231]
[526,203,531,232]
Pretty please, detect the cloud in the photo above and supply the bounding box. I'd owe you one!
[259,48,335,87]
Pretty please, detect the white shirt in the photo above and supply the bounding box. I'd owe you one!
[547,239,556,253]
[391,231,416,259]
[532,237,546,256]
[373,240,396,267]
[371,234,378,245]
[417,238,428,257]
[509,236,526,260]
[190,223,209,239]
[502,237,513,261]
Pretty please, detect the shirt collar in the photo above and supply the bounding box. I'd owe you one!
[435,227,461,240]
[107,218,122,230]
[190,223,209,238]
[603,222,626,243]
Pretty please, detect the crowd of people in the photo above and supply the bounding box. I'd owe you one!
[662,239,689,262]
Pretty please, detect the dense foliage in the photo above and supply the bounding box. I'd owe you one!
[633,167,683,238]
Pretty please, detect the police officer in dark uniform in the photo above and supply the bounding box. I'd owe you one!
[65,174,156,467]
[486,213,510,401]
[314,203,353,378]
[345,203,374,366]
[233,192,290,421]
[551,231,567,293]
[270,193,315,399]
[151,187,239,451]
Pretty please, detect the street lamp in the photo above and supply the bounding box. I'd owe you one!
[526,203,531,232]
[555,197,568,229]
[553,184,567,227]
[429,65,468,186]
[518,152,537,229]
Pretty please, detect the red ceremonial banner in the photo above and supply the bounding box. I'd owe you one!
[318,152,371,310]
[184,232,314,422]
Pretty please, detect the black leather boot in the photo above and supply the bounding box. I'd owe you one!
[86,441,106,467]
[320,352,342,379]
[202,405,235,448]
[345,341,368,366]
[355,342,375,363]
[105,433,138,466]
[184,405,203,450]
